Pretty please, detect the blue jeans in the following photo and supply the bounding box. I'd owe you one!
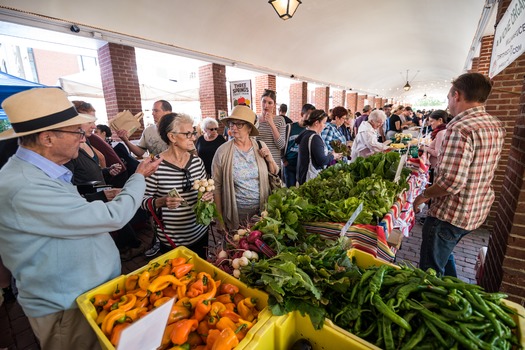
[283,165,297,188]
[419,216,471,277]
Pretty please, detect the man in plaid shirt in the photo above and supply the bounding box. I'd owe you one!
[413,73,505,277]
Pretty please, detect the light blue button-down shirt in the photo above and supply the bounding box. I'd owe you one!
[15,146,73,183]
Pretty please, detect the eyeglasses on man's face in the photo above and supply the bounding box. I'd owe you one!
[52,128,86,139]
[171,131,198,139]
[207,128,218,131]
[228,121,246,129]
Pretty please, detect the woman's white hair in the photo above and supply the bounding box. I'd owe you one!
[201,117,219,131]
[368,110,387,123]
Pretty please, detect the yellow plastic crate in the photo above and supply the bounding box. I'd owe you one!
[239,311,380,350]
[76,246,269,350]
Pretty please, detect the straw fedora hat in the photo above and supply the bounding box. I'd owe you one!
[220,105,259,136]
[0,87,96,140]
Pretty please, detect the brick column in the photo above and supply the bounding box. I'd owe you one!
[198,63,227,132]
[346,92,358,114]
[374,98,383,110]
[480,0,525,305]
[332,89,345,107]
[315,86,330,112]
[98,43,142,138]
[469,57,480,73]
[255,74,276,115]
[356,95,367,113]
[368,96,375,110]
[289,82,308,122]
[478,35,495,76]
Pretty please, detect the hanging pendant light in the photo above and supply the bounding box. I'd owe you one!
[403,69,411,91]
[269,0,302,20]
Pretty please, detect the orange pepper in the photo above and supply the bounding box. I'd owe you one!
[134,296,149,309]
[205,329,221,350]
[210,302,226,318]
[112,284,125,299]
[187,278,205,298]
[153,296,172,308]
[110,322,130,346]
[215,316,236,332]
[96,309,109,325]
[90,293,111,307]
[125,275,139,292]
[218,283,239,296]
[193,299,212,322]
[148,262,162,278]
[163,285,178,298]
[197,320,211,341]
[233,292,245,305]
[172,263,194,279]
[176,297,192,308]
[116,294,137,311]
[234,319,254,341]
[187,331,204,347]
[188,276,217,309]
[125,307,147,322]
[159,262,172,276]
[168,304,192,325]
[223,303,236,312]
[170,318,198,345]
[131,289,149,298]
[178,284,187,301]
[215,294,234,304]
[138,270,150,290]
[149,290,164,305]
[237,298,256,322]
[103,298,120,311]
[211,327,239,350]
[171,257,188,267]
[194,346,207,350]
[218,310,241,323]
[161,323,175,348]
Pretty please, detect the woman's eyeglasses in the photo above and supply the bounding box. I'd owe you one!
[171,131,198,139]
[228,122,246,129]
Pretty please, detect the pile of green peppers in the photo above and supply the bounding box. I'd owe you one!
[327,264,521,350]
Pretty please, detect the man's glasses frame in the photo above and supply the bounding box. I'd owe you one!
[52,129,86,138]
[207,128,218,131]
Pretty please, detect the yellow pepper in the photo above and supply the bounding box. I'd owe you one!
[138,270,150,290]
[215,316,236,332]
[153,296,172,308]
[116,294,137,311]
[211,327,239,350]
[125,275,139,292]
[125,307,147,322]
[148,274,183,293]
[90,293,111,307]
[188,276,217,309]
[95,309,109,326]
[101,308,126,336]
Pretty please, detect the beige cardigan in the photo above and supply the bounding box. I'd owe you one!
[211,138,271,231]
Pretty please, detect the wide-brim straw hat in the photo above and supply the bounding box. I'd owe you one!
[0,87,96,140]
[220,105,259,136]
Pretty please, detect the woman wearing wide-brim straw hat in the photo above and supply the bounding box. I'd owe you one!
[211,105,279,231]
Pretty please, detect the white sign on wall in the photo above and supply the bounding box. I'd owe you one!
[489,0,525,78]
[229,80,252,109]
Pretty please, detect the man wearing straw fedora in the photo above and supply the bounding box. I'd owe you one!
[0,88,162,350]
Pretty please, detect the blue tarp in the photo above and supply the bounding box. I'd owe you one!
[0,71,47,120]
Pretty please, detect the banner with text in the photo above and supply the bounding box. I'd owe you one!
[229,80,252,109]
[489,0,525,78]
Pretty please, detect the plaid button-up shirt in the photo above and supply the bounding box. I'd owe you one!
[429,106,505,231]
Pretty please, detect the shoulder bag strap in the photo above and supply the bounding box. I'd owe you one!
[145,197,177,249]
[308,133,315,166]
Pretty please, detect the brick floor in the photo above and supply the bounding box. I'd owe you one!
[0,219,490,349]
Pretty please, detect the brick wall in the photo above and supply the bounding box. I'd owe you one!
[480,0,525,306]
[356,95,367,113]
[346,92,358,114]
[255,74,276,115]
[97,43,143,138]
[198,63,228,134]
[289,82,308,121]
[315,86,330,112]
[374,97,383,110]
[332,89,345,108]
[470,57,480,73]
[478,36,494,76]
[368,96,375,109]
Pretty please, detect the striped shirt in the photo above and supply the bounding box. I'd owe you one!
[141,156,208,246]
[429,106,505,231]
[256,115,286,167]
